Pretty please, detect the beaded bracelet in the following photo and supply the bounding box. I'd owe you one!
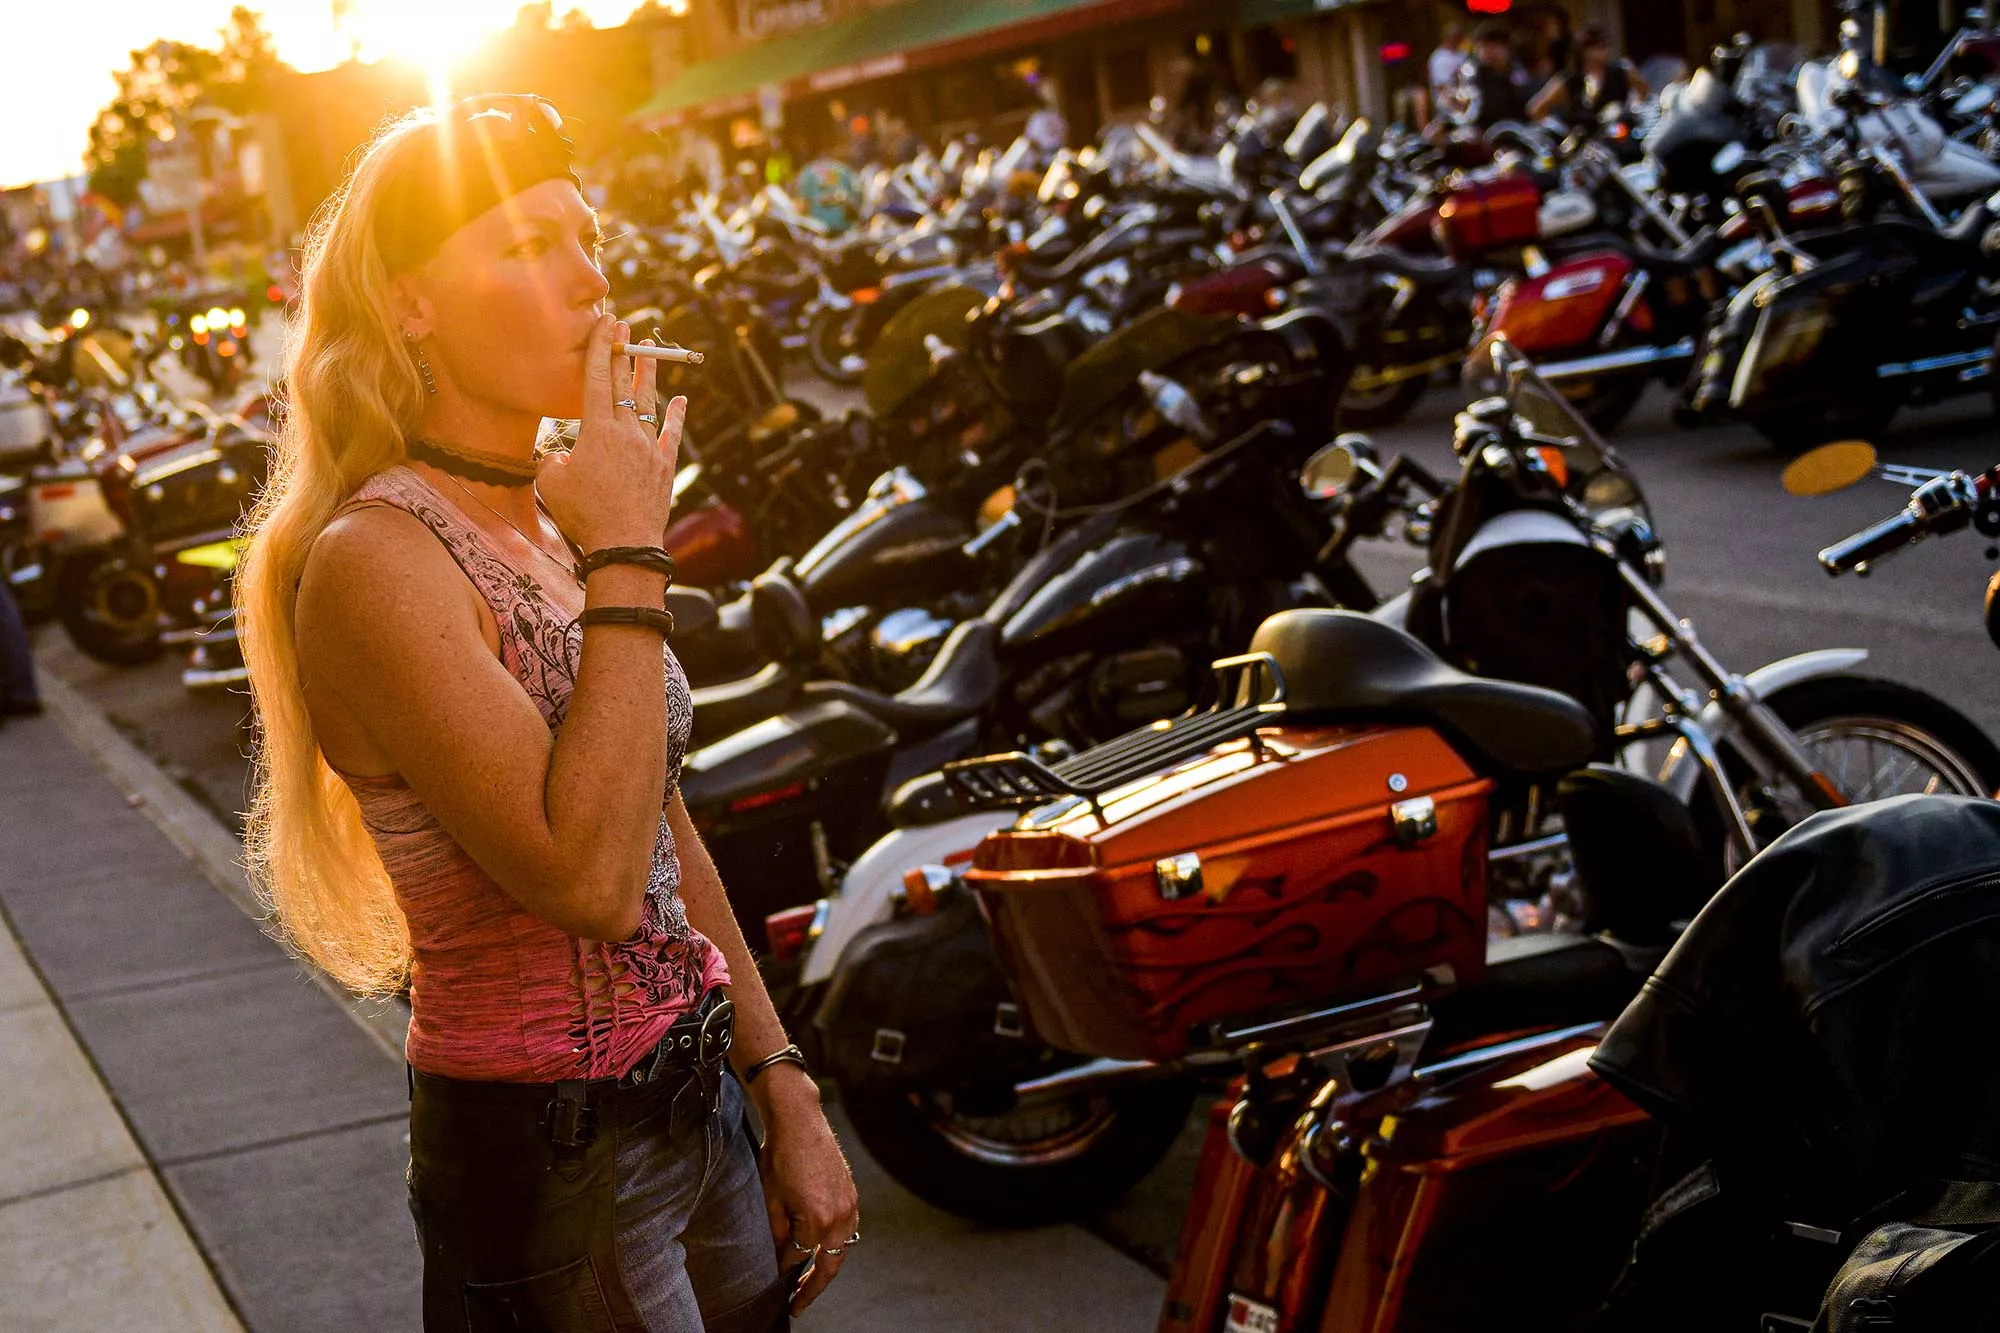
[577,605,675,637]
[580,545,678,583]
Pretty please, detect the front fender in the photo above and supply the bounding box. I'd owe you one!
[800,809,1016,987]
[1663,648,1870,801]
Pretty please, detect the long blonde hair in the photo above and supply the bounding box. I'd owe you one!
[237,109,442,994]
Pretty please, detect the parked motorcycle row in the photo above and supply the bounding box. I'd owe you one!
[0,307,270,691]
[13,8,2000,1326]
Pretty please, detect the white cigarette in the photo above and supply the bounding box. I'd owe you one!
[616,342,705,366]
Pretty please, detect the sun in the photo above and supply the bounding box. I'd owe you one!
[337,1,515,103]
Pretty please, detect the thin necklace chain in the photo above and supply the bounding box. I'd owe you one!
[439,470,583,587]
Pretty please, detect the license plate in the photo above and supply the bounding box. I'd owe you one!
[1225,1295,1279,1333]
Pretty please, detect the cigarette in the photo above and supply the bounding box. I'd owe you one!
[615,342,705,366]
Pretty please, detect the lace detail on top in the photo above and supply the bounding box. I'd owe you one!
[330,465,725,1082]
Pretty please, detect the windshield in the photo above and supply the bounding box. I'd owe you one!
[1487,338,1651,524]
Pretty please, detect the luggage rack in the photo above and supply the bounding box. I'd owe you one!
[943,653,1289,819]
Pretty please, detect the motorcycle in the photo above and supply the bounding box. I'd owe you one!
[788,338,2000,1228]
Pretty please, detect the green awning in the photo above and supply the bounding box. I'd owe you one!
[636,0,1171,122]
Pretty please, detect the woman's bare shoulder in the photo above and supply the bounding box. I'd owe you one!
[297,503,488,664]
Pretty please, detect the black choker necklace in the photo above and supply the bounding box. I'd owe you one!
[405,435,539,487]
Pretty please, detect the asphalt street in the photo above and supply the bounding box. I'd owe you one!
[28,372,2000,1280]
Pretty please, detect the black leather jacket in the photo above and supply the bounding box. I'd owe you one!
[1592,794,2000,1218]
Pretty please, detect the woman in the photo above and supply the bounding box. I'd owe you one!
[235,95,858,1331]
[1529,25,1652,123]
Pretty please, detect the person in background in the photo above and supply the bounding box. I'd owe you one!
[1532,8,1574,82]
[1464,22,1534,129]
[0,578,41,727]
[1427,22,1470,117]
[1529,25,1653,122]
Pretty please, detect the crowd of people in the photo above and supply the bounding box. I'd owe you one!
[1423,16,1654,132]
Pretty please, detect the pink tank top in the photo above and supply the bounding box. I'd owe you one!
[328,466,728,1082]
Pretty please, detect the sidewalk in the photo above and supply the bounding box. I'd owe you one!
[0,655,1169,1331]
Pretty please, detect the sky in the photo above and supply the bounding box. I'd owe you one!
[0,0,655,190]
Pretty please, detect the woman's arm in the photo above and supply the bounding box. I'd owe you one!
[300,514,670,940]
[666,791,859,1314]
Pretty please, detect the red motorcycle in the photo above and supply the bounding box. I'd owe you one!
[1473,175,1838,433]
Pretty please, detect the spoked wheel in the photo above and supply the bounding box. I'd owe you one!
[839,1078,1196,1227]
[1703,677,2000,872]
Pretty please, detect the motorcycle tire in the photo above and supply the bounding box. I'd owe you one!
[56,553,163,666]
[1749,399,1898,454]
[839,1077,1198,1227]
[1693,676,2000,875]
[1337,371,1428,430]
[805,306,869,386]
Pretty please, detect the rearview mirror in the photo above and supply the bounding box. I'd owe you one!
[1781,440,1879,496]
[1299,434,1375,499]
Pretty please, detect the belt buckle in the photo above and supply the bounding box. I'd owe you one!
[699,998,735,1070]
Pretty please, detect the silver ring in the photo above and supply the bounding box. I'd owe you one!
[636,412,659,426]
[787,1238,817,1256]
[822,1245,844,1257]
[615,397,638,411]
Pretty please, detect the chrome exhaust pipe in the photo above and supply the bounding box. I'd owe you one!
[1536,337,1696,381]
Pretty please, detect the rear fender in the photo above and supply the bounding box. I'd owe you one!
[1660,649,1871,802]
[799,809,1017,986]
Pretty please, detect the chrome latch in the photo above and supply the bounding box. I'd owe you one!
[994,1003,1026,1039]
[1155,852,1204,900]
[1391,795,1437,844]
[871,1029,906,1064]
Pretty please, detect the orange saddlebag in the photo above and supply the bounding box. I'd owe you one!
[965,725,1492,1062]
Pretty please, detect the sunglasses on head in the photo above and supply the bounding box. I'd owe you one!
[451,93,565,137]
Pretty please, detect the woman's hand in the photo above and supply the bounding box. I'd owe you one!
[759,1071,861,1316]
[536,314,688,553]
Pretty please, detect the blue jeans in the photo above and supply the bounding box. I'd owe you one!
[408,1066,785,1332]
[0,579,36,707]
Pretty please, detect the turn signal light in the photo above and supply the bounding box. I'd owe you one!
[851,287,880,305]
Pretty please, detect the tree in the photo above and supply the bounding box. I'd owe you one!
[85,7,289,207]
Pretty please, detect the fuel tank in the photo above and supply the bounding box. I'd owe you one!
[792,478,974,612]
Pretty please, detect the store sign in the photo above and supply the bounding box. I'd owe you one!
[735,0,829,41]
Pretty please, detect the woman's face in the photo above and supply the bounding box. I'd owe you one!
[401,178,609,420]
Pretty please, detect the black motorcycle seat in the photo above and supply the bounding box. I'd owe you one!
[1345,246,1464,289]
[689,660,809,747]
[1016,219,1144,287]
[1250,609,1599,775]
[1626,227,1725,276]
[662,586,719,639]
[1429,932,1647,1051]
[797,618,999,735]
[749,564,816,668]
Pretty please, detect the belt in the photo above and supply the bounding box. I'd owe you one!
[546,989,735,1150]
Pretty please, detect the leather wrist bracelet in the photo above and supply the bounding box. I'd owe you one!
[741,1043,810,1087]
[580,545,677,584]
[577,605,675,637]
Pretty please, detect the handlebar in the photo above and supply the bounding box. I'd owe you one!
[1819,508,1926,572]
[1818,469,1991,574]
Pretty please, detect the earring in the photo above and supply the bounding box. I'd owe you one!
[404,328,438,396]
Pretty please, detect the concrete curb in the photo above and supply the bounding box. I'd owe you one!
[33,656,410,1066]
